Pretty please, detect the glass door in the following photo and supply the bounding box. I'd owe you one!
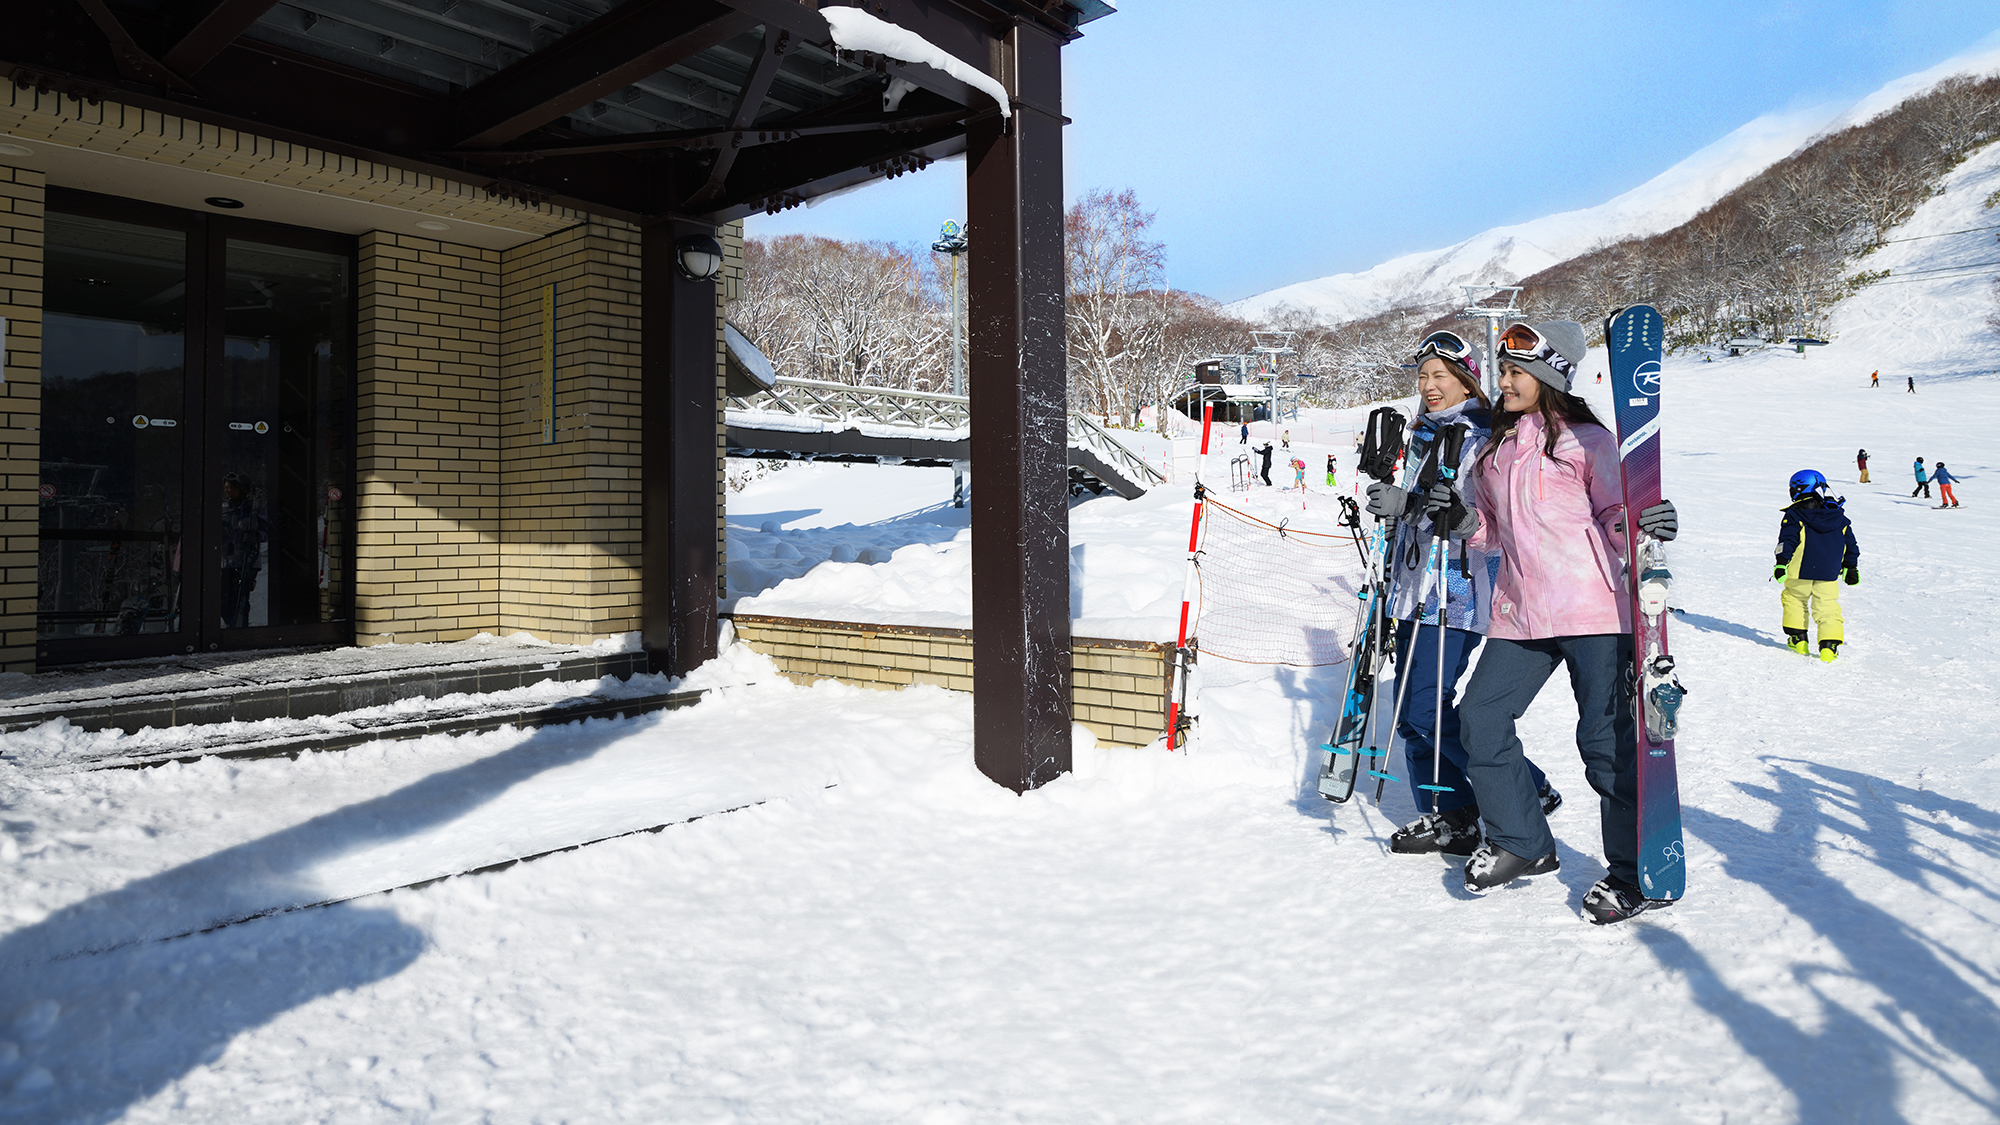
[37,210,195,655]
[37,192,355,664]
[208,235,353,640]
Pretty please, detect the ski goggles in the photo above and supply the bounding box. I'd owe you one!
[1497,323,1576,381]
[1413,331,1480,375]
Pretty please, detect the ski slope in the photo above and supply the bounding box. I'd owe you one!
[1228,41,2000,325]
[2,153,1999,1125]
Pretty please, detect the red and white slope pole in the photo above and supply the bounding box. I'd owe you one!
[1164,403,1214,750]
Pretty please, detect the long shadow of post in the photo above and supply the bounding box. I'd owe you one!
[1636,760,2000,1123]
[0,712,661,1122]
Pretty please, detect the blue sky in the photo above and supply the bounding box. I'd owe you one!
[745,3,2000,304]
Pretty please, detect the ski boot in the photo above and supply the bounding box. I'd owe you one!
[1784,628,1810,656]
[1539,784,1563,816]
[1581,875,1674,925]
[1390,805,1482,855]
[1463,843,1559,893]
[1819,640,1841,664]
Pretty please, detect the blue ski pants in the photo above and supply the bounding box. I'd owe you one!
[1393,621,1548,815]
[1458,633,1639,884]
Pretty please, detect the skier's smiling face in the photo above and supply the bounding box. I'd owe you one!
[1498,361,1543,413]
[1416,357,1472,413]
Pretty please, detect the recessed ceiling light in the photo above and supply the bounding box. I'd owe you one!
[204,196,245,209]
[414,220,451,231]
[0,143,32,157]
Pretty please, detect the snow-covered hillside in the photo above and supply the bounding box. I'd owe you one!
[1228,42,2000,326]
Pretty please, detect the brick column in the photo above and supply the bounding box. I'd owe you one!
[0,164,43,673]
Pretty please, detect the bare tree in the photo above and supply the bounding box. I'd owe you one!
[1065,187,1168,421]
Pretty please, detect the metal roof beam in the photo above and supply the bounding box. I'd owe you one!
[451,0,756,148]
[70,0,197,91]
[680,24,785,209]
[163,0,283,76]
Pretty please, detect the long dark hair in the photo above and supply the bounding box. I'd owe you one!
[1478,379,1607,471]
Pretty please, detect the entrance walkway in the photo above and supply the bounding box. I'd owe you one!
[0,636,651,741]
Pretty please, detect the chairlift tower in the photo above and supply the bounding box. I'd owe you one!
[1461,284,1523,401]
[1250,330,1297,425]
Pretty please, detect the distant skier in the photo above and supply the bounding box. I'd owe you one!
[1257,441,1274,486]
[1907,376,1916,393]
[1239,421,1249,445]
[1775,470,1859,662]
[1870,370,1880,388]
[1282,429,1291,450]
[1912,457,1931,499]
[1362,329,1560,859]
[1325,453,1338,488]
[1291,456,1307,490]
[1931,461,1960,508]
[1421,320,1677,922]
[1856,448,1870,483]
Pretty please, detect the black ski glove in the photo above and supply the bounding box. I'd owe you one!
[1845,564,1859,586]
[1638,499,1678,541]
[1424,481,1479,540]
[1364,482,1410,519]
[1773,563,1788,582]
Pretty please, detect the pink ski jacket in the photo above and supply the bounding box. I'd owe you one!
[1466,413,1630,640]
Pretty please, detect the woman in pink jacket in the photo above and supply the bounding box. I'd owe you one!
[1419,320,1677,925]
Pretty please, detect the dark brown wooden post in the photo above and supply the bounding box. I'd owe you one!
[966,23,1070,793]
[641,219,721,676]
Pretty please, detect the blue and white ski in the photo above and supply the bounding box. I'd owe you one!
[1606,305,1687,903]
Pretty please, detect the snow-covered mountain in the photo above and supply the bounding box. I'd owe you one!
[1229,41,2000,326]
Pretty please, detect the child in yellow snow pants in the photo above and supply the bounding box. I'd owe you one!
[1775,469,1860,662]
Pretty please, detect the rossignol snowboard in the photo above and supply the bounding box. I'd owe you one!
[1606,305,1687,903]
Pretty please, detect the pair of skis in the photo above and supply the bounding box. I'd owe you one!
[1319,410,1469,806]
[1318,408,1404,803]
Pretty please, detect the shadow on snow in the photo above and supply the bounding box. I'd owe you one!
[0,714,659,1122]
[1641,759,2000,1123]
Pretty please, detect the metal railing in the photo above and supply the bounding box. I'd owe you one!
[728,376,1165,492]
[1067,410,1166,488]
[727,376,968,431]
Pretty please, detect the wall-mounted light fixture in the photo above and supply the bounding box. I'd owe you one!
[675,233,724,282]
[0,143,32,157]
[415,220,451,231]
[204,196,245,209]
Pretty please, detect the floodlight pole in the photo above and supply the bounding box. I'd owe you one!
[1461,285,1523,401]
[933,222,971,507]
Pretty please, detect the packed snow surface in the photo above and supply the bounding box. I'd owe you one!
[1229,40,2000,323]
[5,141,2000,1125]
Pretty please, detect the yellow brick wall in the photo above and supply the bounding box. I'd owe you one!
[728,614,1173,749]
[495,221,643,641]
[0,88,583,239]
[0,165,42,672]
[354,232,502,644]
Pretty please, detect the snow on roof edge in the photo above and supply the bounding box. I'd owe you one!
[822,7,1011,118]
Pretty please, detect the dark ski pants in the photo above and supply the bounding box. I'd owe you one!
[1458,633,1638,883]
[1393,621,1547,815]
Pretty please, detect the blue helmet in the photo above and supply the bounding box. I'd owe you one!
[1789,469,1828,500]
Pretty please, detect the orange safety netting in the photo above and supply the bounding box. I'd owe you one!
[1192,499,1368,667]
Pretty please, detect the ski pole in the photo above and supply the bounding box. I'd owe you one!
[1371,421,1444,804]
[1419,423,1469,813]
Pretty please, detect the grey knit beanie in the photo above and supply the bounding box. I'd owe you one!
[1502,320,1587,395]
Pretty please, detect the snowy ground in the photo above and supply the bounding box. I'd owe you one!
[5,146,2000,1125]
